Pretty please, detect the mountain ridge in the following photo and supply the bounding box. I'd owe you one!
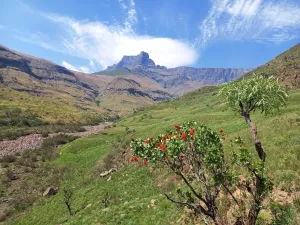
[97,51,251,95]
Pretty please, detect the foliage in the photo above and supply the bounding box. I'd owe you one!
[219,75,288,115]
[130,121,274,224]
[10,87,300,225]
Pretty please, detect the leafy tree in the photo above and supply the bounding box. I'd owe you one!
[219,75,288,224]
[130,76,288,225]
[219,75,288,162]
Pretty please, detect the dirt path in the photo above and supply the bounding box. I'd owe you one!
[0,122,113,158]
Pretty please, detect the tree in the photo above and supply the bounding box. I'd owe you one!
[219,75,288,225]
[130,76,288,225]
[63,187,74,216]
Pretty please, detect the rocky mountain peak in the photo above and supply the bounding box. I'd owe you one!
[105,51,156,71]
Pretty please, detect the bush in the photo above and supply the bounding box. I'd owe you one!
[0,155,16,163]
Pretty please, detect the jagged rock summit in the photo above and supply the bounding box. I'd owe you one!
[99,51,251,95]
[105,51,166,71]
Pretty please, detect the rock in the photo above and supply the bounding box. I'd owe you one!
[105,51,155,71]
[43,187,58,197]
[102,208,110,212]
[99,168,117,177]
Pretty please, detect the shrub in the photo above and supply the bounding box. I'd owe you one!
[0,155,16,163]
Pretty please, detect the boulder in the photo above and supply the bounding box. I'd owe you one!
[43,187,58,197]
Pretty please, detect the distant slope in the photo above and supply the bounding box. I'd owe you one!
[0,44,175,120]
[242,43,300,87]
[96,51,251,95]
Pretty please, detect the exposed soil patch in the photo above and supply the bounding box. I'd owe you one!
[0,122,113,158]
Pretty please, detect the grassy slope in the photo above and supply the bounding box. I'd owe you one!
[11,86,300,225]
[242,43,300,87]
[0,87,110,140]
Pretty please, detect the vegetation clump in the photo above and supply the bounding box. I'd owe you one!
[130,76,289,225]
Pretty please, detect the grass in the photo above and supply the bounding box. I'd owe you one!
[0,135,78,222]
[5,86,300,224]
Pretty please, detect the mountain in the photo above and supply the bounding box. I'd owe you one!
[0,44,174,119]
[242,43,300,87]
[106,51,158,70]
[97,51,251,95]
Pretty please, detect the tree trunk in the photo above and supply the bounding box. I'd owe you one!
[241,110,266,225]
[243,113,266,162]
[247,204,260,225]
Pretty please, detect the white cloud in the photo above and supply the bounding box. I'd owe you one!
[118,0,128,10]
[62,61,90,73]
[89,60,95,67]
[61,61,79,71]
[42,13,198,69]
[79,66,90,73]
[196,0,300,48]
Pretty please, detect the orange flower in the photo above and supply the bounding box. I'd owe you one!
[131,156,138,162]
[180,133,187,141]
[174,124,181,130]
[189,129,195,136]
[159,144,167,151]
[130,137,135,141]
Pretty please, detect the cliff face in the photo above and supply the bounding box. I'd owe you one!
[101,51,251,95]
[106,51,156,71]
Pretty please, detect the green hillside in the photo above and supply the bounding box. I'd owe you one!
[242,43,300,87]
[6,85,300,224]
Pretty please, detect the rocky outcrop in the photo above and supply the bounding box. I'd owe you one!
[106,51,156,71]
[101,51,251,95]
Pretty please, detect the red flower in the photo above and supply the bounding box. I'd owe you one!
[159,144,167,151]
[240,144,243,147]
[165,156,169,161]
[174,124,181,130]
[180,133,187,141]
[130,137,135,141]
[220,129,224,133]
[222,133,225,136]
[131,156,138,162]
[168,134,173,139]
[143,161,148,166]
[144,139,150,144]
[155,142,160,147]
[189,129,195,136]
[179,154,184,159]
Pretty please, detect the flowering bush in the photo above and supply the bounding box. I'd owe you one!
[130,121,235,224]
[130,121,226,178]
[130,121,273,225]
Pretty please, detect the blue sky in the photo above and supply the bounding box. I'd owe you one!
[0,0,300,73]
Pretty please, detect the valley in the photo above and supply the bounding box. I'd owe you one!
[0,42,299,224]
